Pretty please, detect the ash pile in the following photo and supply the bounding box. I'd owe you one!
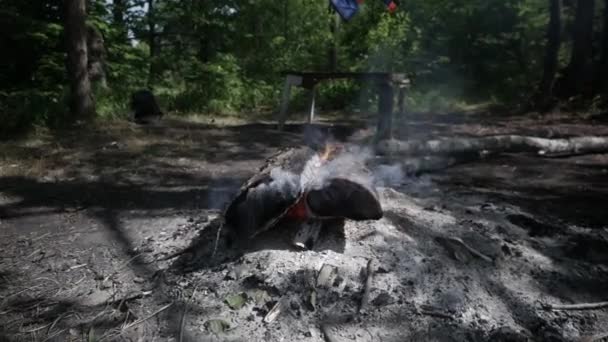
[224,144,383,250]
[170,143,385,271]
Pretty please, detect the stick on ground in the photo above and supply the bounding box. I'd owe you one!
[359,259,374,313]
[179,286,199,342]
[543,301,608,311]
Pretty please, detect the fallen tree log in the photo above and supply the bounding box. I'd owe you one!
[376,135,608,157]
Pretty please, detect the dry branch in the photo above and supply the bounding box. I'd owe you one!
[99,302,175,341]
[418,309,454,320]
[179,286,199,342]
[359,259,374,313]
[377,135,608,157]
[543,301,608,311]
[444,237,494,263]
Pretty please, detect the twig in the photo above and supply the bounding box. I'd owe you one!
[211,220,224,258]
[445,237,493,263]
[32,232,51,241]
[109,291,150,309]
[21,323,52,334]
[179,285,199,342]
[42,328,66,342]
[122,302,174,330]
[47,311,73,336]
[119,253,145,269]
[2,284,41,302]
[100,302,174,341]
[543,301,608,311]
[419,309,454,320]
[359,259,374,313]
[152,248,192,262]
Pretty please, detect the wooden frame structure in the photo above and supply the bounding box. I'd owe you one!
[276,71,409,139]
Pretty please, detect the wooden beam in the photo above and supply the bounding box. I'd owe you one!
[308,85,317,124]
[376,81,394,141]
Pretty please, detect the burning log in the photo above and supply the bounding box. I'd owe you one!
[223,145,383,249]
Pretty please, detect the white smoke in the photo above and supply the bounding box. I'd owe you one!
[373,163,404,187]
[268,167,301,198]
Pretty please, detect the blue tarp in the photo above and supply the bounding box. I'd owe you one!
[330,0,397,21]
[329,0,360,21]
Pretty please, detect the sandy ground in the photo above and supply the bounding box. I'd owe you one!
[1,112,607,342]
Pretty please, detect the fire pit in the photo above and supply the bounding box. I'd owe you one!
[223,144,383,249]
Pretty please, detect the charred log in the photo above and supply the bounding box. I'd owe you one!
[306,178,382,220]
[223,146,383,246]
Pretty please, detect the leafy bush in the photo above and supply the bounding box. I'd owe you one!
[0,89,66,138]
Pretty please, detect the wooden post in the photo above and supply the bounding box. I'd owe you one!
[308,85,317,124]
[277,75,303,130]
[277,76,293,131]
[397,87,405,116]
[397,85,406,140]
[376,80,394,141]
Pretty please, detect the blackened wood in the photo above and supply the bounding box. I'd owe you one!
[223,147,315,240]
[306,178,382,220]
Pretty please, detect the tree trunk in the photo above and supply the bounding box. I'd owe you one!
[376,135,608,157]
[328,12,339,71]
[147,0,157,86]
[87,25,107,88]
[537,0,562,108]
[564,0,595,96]
[112,0,128,42]
[64,0,95,120]
[597,0,608,91]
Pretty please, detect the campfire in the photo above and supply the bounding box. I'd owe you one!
[223,143,383,249]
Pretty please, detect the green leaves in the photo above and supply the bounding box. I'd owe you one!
[224,292,248,310]
[204,319,231,334]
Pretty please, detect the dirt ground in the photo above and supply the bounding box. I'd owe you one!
[1,111,607,342]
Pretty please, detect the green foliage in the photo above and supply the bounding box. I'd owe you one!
[0,89,66,137]
[2,0,607,134]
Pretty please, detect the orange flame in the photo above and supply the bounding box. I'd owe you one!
[320,144,338,161]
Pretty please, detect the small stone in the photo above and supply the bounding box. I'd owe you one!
[290,300,300,311]
[100,279,112,290]
[224,270,237,281]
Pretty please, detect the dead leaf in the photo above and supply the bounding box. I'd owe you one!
[225,293,247,310]
[308,290,317,311]
[316,264,338,289]
[205,319,230,334]
[248,289,271,305]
